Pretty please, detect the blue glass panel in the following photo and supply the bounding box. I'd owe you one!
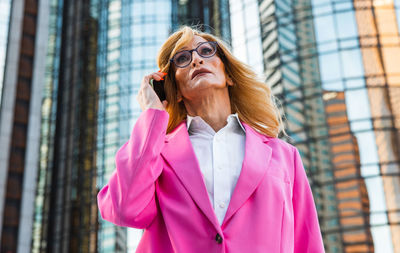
[314,14,336,42]
[345,88,371,121]
[340,49,364,78]
[335,11,358,39]
[319,52,341,82]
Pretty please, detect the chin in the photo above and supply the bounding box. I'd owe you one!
[191,78,225,89]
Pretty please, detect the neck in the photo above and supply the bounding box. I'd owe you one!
[184,88,231,132]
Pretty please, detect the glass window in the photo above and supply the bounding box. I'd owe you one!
[341,49,364,79]
[132,46,143,60]
[144,23,156,37]
[339,37,359,49]
[323,80,344,90]
[144,1,156,13]
[231,10,245,45]
[349,119,372,132]
[335,11,358,39]
[319,52,341,82]
[0,0,11,110]
[314,14,336,42]
[132,23,143,39]
[345,88,371,121]
[244,2,259,29]
[319,41,338,53]
[247,37,263,73]
[371,225,395,253]
[132,2,142,17]
[334,1,353,12]
[312,1,333,16]
[345,78,364,89]
[360,164,380,177]
[354,131,379,165]
[229,0,241,13]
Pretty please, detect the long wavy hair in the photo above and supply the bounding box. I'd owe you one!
[157,26,283,137]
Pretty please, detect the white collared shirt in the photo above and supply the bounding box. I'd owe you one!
[186,113,246,225]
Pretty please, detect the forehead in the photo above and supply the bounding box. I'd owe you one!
[180,35,208,49]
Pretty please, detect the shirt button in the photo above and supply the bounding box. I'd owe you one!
[219,202,225,208]
[215,233,223,244]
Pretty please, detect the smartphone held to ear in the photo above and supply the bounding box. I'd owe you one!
[150,79,166,101]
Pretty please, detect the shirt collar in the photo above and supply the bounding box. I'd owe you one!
[186,113,246,134]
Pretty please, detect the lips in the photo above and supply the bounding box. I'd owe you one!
[191,68,211,80]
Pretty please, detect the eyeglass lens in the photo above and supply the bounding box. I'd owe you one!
[173,42,216,67]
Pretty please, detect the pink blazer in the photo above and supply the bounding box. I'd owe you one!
[97,109,325,253]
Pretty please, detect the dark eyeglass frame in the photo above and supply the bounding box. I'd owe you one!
[169,41,218,68]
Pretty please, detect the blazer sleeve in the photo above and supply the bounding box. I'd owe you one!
[292,147,325,252]
[97,108,169,229]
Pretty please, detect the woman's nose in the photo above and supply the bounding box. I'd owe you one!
[191,51,203,67]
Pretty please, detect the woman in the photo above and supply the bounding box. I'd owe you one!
[97,26,325,252]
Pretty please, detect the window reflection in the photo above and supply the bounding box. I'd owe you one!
[230,0,264,73]
[258,0,400,251]
[320,52,341,82]
[336,11,357,39]
[0,0,11,110]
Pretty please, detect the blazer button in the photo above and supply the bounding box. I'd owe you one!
[215,233,223,244]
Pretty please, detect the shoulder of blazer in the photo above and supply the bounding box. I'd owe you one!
[241,121,276,145]
[164,121,187,143]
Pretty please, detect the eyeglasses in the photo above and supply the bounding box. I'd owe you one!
[170,41,218,68]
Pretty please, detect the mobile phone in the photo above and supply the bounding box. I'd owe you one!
[150,79,166,101]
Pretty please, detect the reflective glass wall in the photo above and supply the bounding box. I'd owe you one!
[96,0,128,251]
[229,0,264,73]
[32,0,63,251]
[0,0,11,110]
[33,0,100,251]
[96,0,172,251]
[258,0,400,252]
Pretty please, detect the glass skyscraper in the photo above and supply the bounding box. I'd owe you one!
[256,0,400,252]
[96,0,230,251]
[0,0,12,110]
[1,0,399,252]
[96,0,173,251]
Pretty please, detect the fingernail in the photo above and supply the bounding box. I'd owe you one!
[162,72,167,75]
[160,78,164,80]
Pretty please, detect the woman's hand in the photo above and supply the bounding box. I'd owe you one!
[137,71,168,111]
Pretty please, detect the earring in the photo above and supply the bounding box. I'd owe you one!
[177,93,182,102]
[227,76,234,86]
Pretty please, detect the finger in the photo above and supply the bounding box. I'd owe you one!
[141,73,163,89]
[152,72,166,81]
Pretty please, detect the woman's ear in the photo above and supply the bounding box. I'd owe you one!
[226,75,234,87]
[177,89,183,102]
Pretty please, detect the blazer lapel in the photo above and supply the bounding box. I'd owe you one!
[161,121,221,231]
[222,122,272,227]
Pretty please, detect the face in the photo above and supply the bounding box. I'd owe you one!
[173,35,232,102]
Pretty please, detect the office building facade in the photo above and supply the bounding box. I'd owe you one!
[0,0,48,252]
[257,0,400,252]
[95,0,231,251]
[30,0,100,252]
[1,0,231,252]
[1,0,399,252]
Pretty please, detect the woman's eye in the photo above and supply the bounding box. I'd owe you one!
[200,47,213,55]
[176,54,189,64]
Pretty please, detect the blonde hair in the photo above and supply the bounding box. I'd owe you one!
[157,26,283,137]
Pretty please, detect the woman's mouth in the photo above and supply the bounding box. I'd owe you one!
[193,72,209,79]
